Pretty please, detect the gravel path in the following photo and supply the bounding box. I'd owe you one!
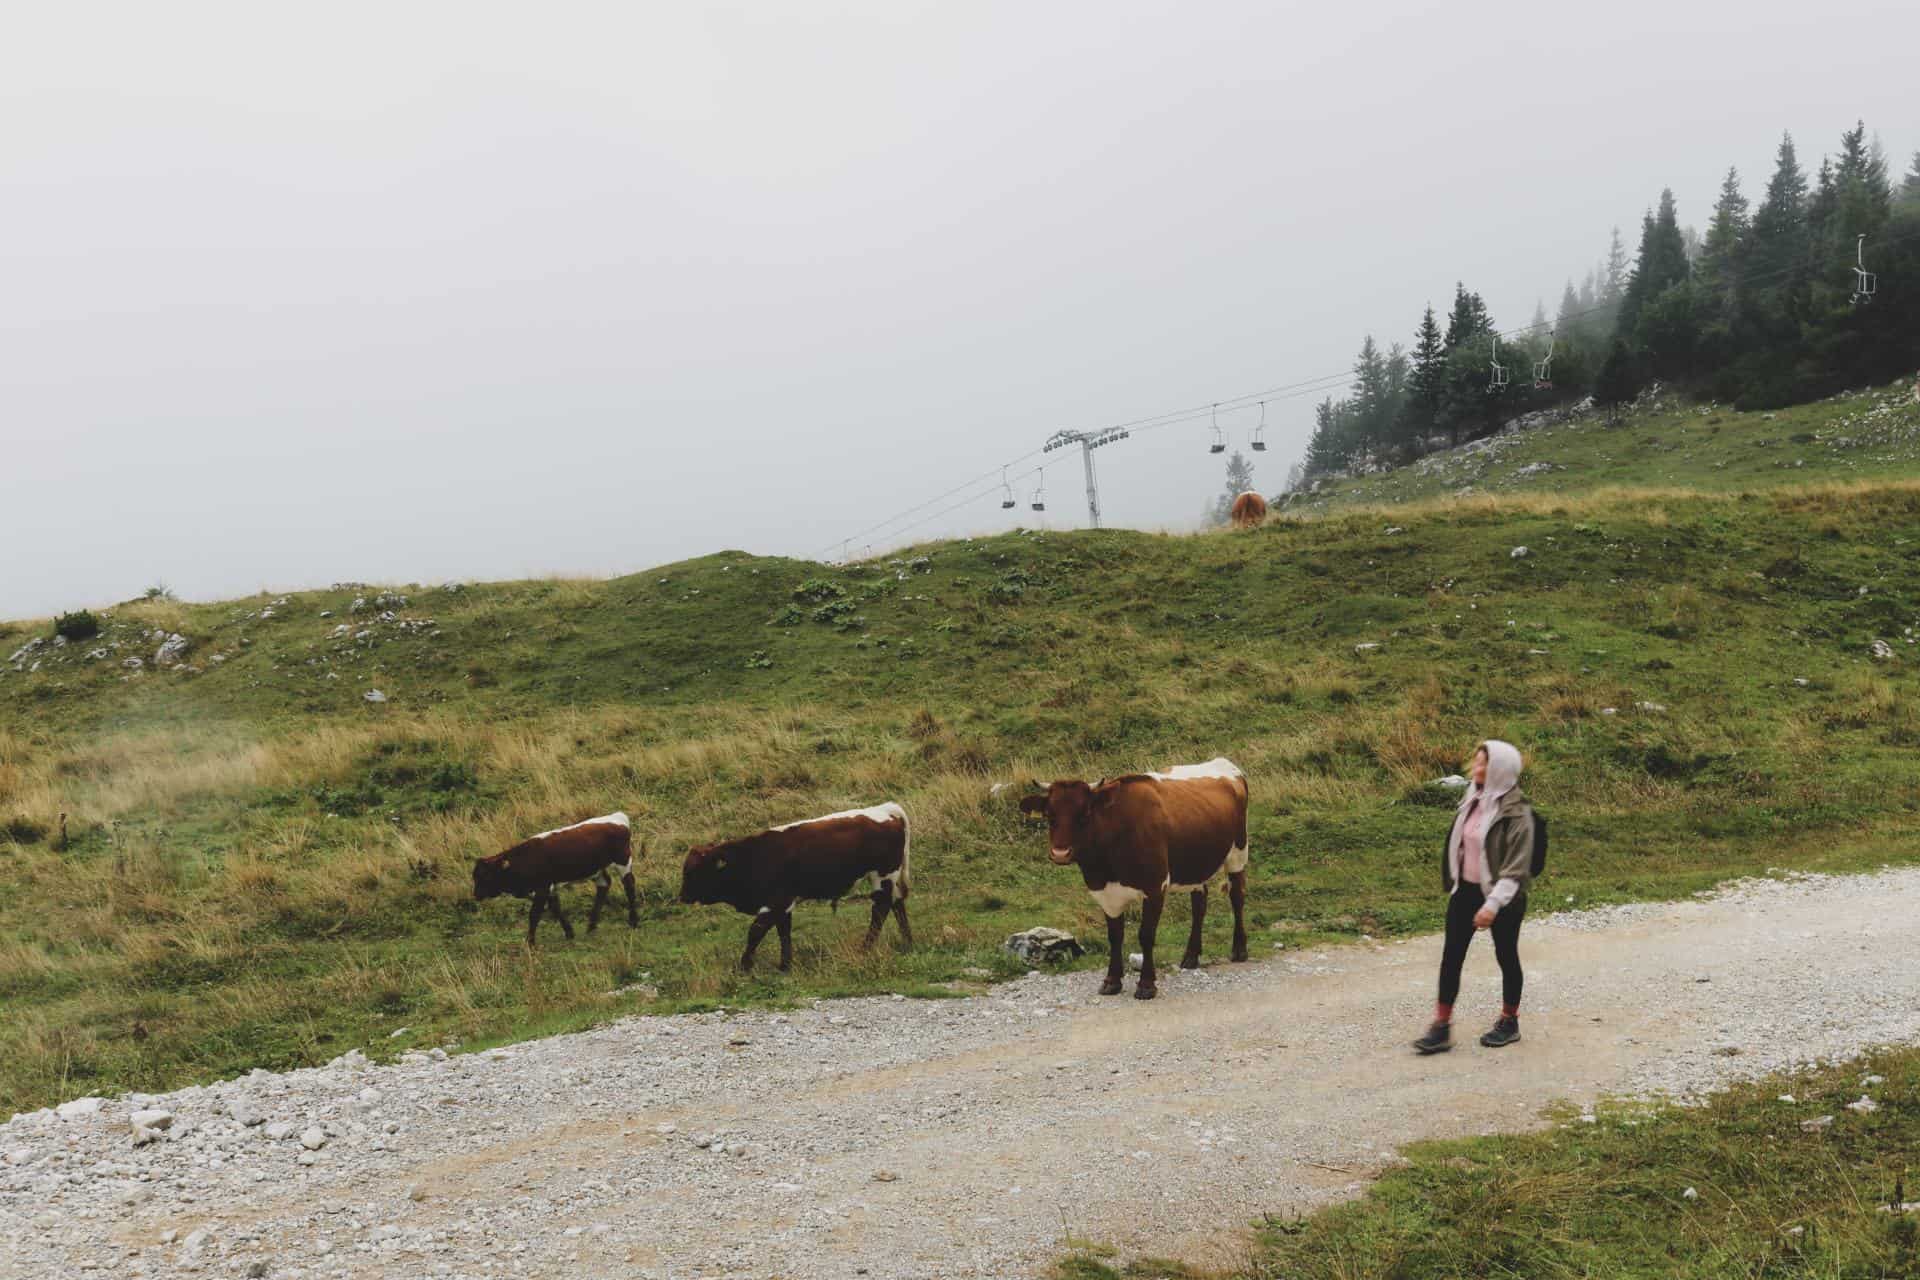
[7,867,1920,1280]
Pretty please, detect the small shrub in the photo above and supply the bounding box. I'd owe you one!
[143,584,176,601]
[743,650,772,670]
[53,610,101,642]
[792,578,846,604]
[3,815,48,845]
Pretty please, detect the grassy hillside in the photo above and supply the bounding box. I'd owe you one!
[4,469,1920,1114]
[1285,377,1920,514]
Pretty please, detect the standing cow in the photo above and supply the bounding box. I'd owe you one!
[1229,491,1267,528]
[679,802,911,972]
[472,812,640,944]
[1020,758,1249,999]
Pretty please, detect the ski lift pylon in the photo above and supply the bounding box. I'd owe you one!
[1533,329,1556,390]
[1488,335,1510,391]
[1251,400,1268,451]
[1854,234,1878,305]
[1208,403,1226,454]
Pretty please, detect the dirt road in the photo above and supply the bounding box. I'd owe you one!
[7,868,1919,1279]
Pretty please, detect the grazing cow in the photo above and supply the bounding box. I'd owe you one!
[472,812,640,945]
[1229,491,1267,528]
[679,803,911,973]
[1020,758,1249,999]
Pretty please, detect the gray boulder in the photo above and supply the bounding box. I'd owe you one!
[1002,927,1085,965]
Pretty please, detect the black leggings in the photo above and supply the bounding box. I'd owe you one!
[1438,882,1526,1010]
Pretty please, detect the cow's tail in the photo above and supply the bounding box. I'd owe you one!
[891,801,911,898]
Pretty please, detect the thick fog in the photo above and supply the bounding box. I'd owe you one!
[3,0,1913,616]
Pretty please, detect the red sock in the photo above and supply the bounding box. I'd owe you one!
[1434,1002,1453,1024]
[1502,1003,1520,1019]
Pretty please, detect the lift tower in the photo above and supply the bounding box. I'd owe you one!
[1041,427,1128,528]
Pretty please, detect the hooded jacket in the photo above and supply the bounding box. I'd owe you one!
[1440,739,1534,914]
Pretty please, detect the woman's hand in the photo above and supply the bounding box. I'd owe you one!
[1474,905,1497,930]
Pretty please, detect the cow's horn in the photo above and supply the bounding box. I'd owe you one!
[1026,777,1046,793]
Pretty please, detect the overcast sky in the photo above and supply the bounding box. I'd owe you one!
[3,1,1913,617]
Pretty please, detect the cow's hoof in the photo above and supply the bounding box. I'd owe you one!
[1134,984,1157,1001]
[1098,978,1124,996]
[1231,948,1249,963]
[1178,956,1200,970]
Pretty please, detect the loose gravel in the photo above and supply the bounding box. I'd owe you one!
[6,866,1920,1279]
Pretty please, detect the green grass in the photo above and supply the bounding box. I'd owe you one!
[1056,1045,1920,1279]
[1289,378,1920,514]
[3,398,1920,1115]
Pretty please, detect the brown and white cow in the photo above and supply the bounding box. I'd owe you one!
[1020,758,1249,999]
[472,812,640,945]
[679,802,911,973]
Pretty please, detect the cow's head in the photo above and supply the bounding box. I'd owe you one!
[472,855,510,901]
[1019,780,1095,866]
[678,844,733,905]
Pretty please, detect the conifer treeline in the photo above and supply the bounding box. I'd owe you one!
[1300,121,1920,479]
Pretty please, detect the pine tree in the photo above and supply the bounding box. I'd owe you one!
[1530,299,1549,332]
[1444,283,1494,348]
[1750,132,1808,280]
[1303,398,1344,476]
[1208,450,1258,524]
[1593,339,1640,407]
[1555,280,1582,334]
[1697,166,1749,314]
[1601,228,1629,304]
[1400,304,1445,449]
[1900,152,1920,207]
[1619,190,1690,338]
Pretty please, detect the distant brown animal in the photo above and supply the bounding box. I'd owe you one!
[1230,491,1267,527]
[1020,758,1250,999]
[473,812,639,944]
[679,803,911,972]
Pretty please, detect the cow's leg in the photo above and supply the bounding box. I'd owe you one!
[621,870,640,928]
[741,911,778,972]
[588,872,611,933]
[526,890,548,946]
[862,888,890,950]
[1180,887,1207,969]
[1099,913,1126,996]
[890,897,913,950]
[775,909,795,972]
[1227,869,1250,962]
[1135,888,1164,999]
[546,887,575,940]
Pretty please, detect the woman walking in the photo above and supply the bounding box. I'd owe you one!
[1413,740,1535,1054]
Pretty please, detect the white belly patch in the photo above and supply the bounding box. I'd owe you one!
[1089,882,1145,918]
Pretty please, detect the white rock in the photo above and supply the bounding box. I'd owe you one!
[1634,701,1667,713]
[1510,546,1530,558]
[182,1228,211,1254]
[263,1122,295,1141]
[296,1151,318,1166]
[153,634,191,667]
[300,1127,328,1150]
[3,1146,33,1166]
[130,1109,173,1131]
[363,689,388,703]
[1847,1095,1879,1113]
[1801,1115,1835,1131]
[1432,775,1469,790]
[725,1142,747,1157]
[57,1096,107,1120]
[1682,1186,1698,1200]
[1870,639,1895,661]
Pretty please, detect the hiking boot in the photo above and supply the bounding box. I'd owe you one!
[1412,1021,1452,1055]
[1479,1015,1521,1048]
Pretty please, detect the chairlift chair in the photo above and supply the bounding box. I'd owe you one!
[1854,235,1878,305]
[1488,335,1510,391]
[1208,403,1226,454]
[1251,401,1268,451]
[999,467,1016,509]
[1030,477,1046,512]
[1533,330,1556,391]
